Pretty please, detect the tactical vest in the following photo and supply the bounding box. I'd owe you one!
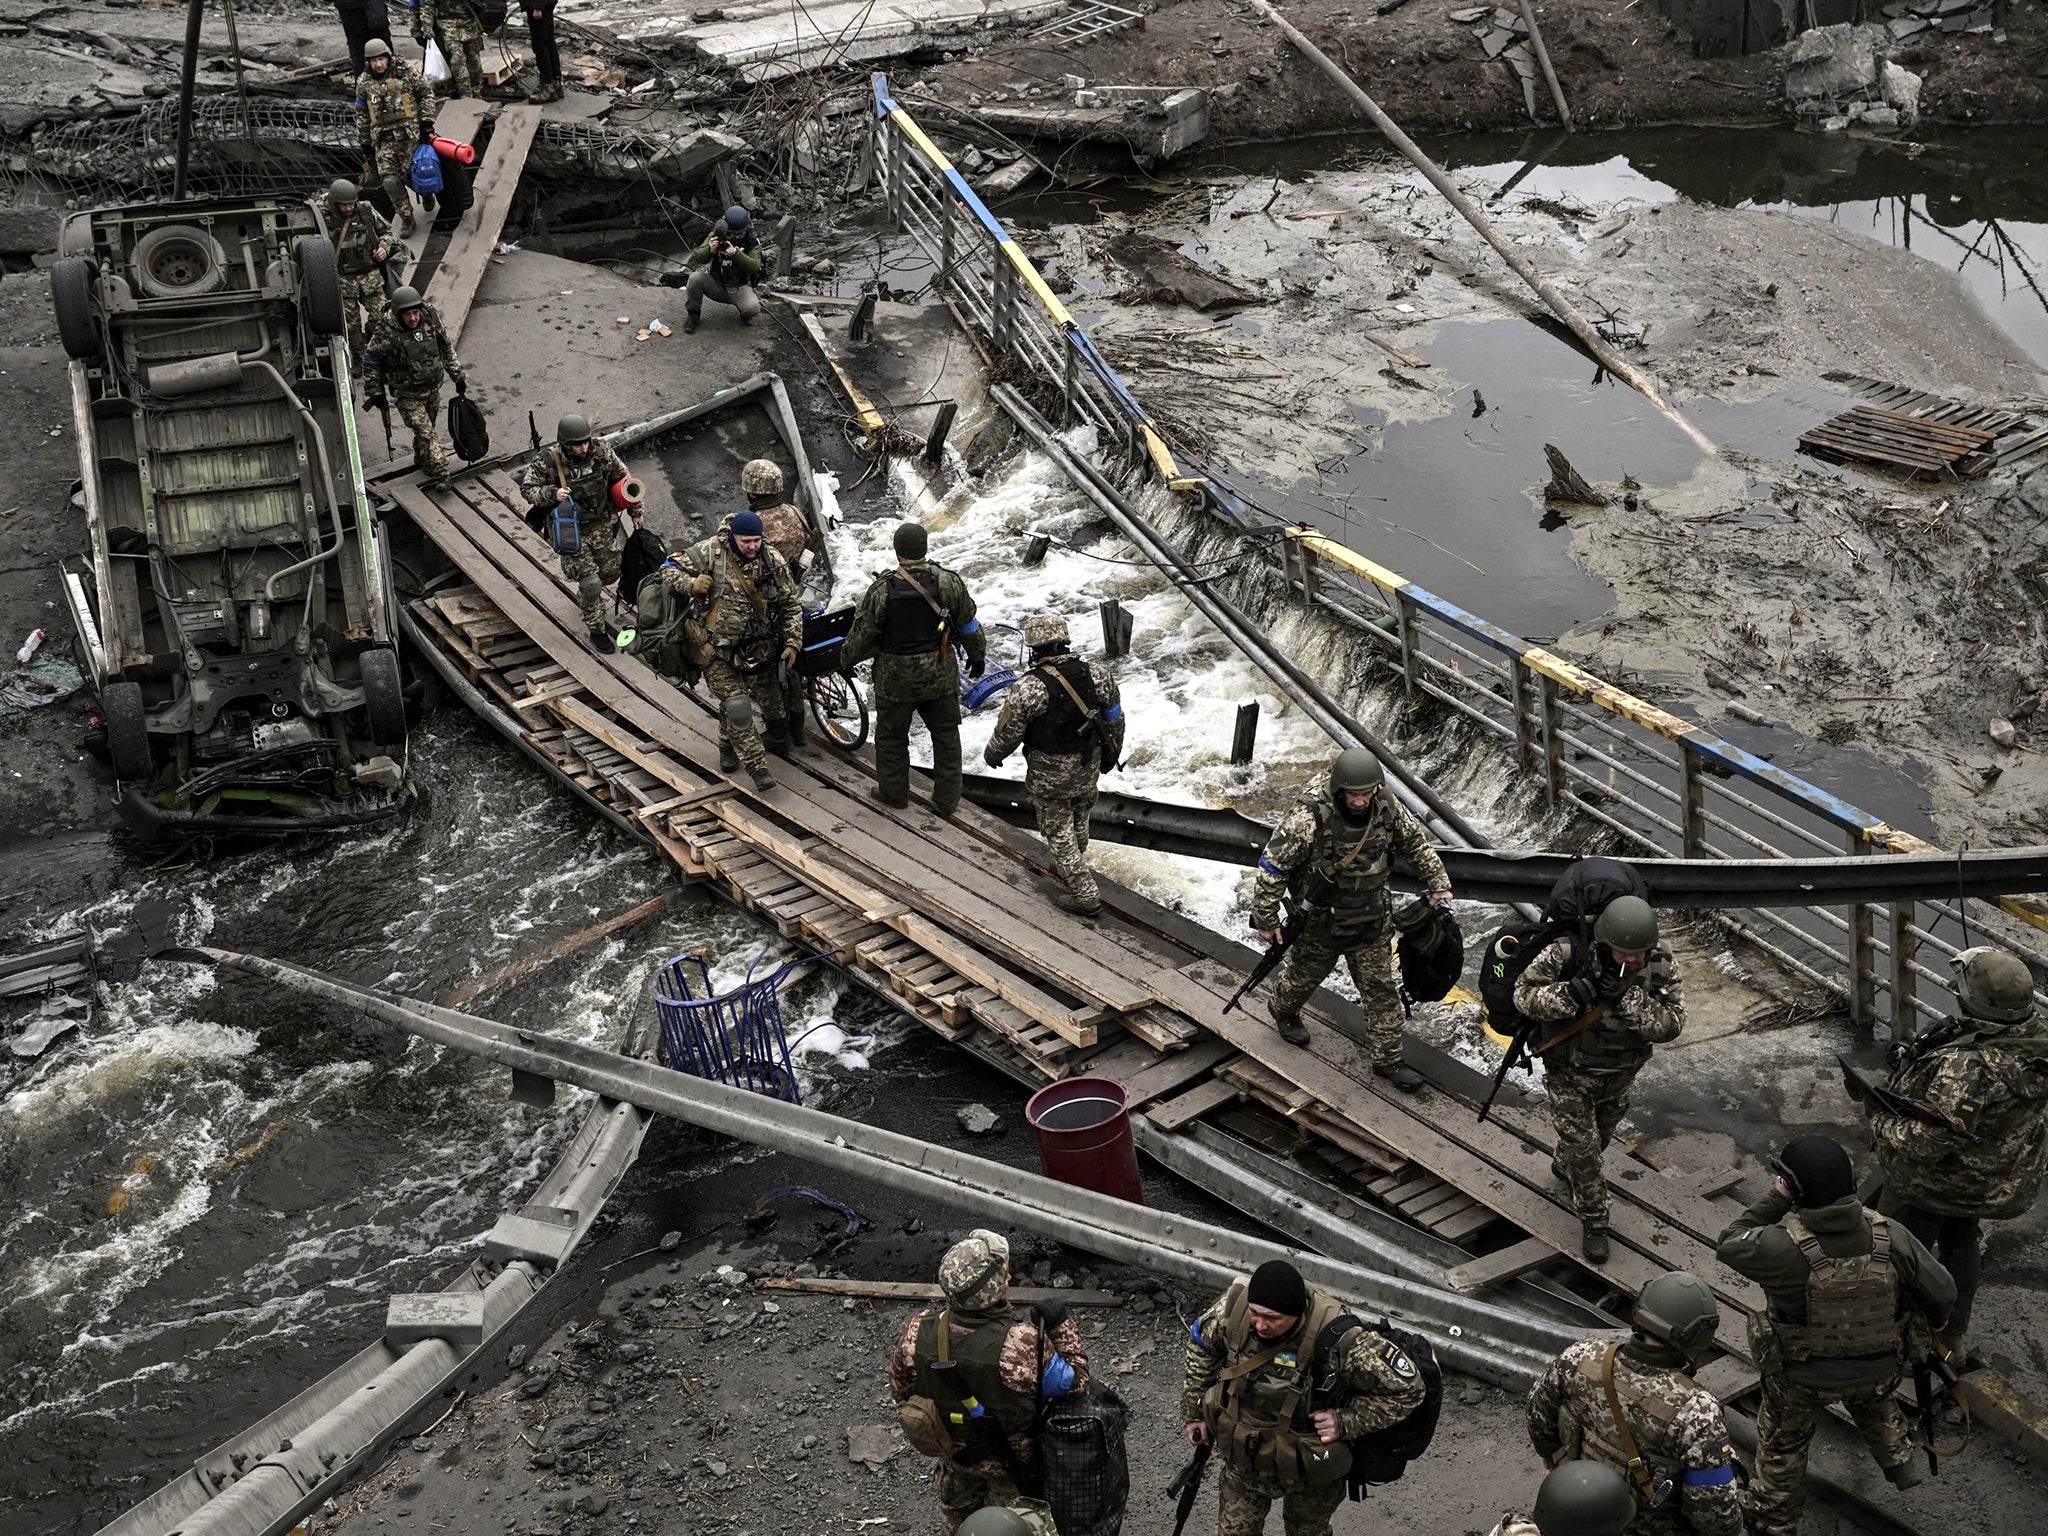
[551,447,611,518]
[880,567,950,655]
[328,202,384,275]
[1293,799,1394,942]
[363,72,422,130]
[1772,1213,1899,1364]
[1022,656,1098,756]
[912,1310,1038,1450]
[1537,938,1653,1073]
[1561,1344,1687,1509]
[1202,1281,1354,1493]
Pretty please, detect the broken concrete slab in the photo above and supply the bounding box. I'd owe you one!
[1881,59,1923,120]
[1783,22,1885,101]
[0,205,58,257]
[482,1207,578,1269]
[1106,234,1257,311]
[978,86,1209,162]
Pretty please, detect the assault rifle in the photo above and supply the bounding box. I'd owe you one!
[1167,1439,1211,1536]
[1478,1015,1542,1126]
[1222,908,1305,1015]
[1912,1348,1963,1477]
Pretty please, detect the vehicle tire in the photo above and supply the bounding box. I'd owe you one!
[131,224,227,300]
[359,646,407,746]
[809,670,869,752]
[103,680,152,782]
[51,257,100,360]
[295,236,347,337]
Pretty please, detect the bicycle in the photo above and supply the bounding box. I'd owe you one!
[798,607,870,751]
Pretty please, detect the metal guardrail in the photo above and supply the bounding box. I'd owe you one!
[867,75,2048,1035]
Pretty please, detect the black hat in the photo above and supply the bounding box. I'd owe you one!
[1246,1259,1306,1318]
[894,521,928,560]
[1773,1134,1854,1208]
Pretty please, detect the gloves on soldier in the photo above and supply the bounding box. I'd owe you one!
[966,654,986,681]
[689,573,714,596]
[1593,967,1631,1002]
[453,377,467,396]
[1033,1297,1070,1331]
[1565,975,1601,1009]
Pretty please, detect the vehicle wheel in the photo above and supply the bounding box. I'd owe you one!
[103,680,152,782]
[130,224,227,300]
[51,257,100,360]
[808,670,869,752]
[359,646,407,746]
[295,236,347,337]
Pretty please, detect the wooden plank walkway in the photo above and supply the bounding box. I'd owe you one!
[424,104,543,346]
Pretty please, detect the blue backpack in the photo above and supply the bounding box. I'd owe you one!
[409,142,444,195]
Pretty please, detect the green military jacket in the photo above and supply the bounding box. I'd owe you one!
[1514,935,1685,1075]
[666,535,801,652]
[363,299,463,397]
[1249,786,1448,938]
[983,651,1125,798]
[842,558,985,705]
[519,438,631,525]
[321,194,392,277]
[354,62,428,143]
[1872,1011,2048,1219]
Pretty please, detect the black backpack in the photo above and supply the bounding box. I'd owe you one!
[1313,1314,1443,1494]
[616,525,668,617]
[446,393,489,461]
[477,0,509,30]
[1038,1381,1130,1536]
[1395,903,1464,1014]
[1476,856,1649,1032]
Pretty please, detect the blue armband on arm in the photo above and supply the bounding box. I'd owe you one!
[1682,1465,1736,1489]
[956,617,980,635]
[1041,1352,1076,1397]
[1257,856,1287,879]
[1102,702,1123,722]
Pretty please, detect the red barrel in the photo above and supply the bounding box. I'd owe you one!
[1024,1075,1144,1205]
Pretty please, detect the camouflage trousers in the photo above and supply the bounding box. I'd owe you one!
[933,1464,1056,1534]
[1544,1063,1639,1229]
[558,522,619,631]
[1266,919,1402,1065]
[875,691,962,815]
[706,654,784,773]
[394,387,450,479]
[429,21,485,96]
[1748,1373,1912,1536]
[1034,789,1098,906]
[341,269,387,365]
[367,134,417,227]
[1881,1198,1984,1336]
[1216,1464,1346,1536]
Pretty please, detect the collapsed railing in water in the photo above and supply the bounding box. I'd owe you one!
[865,74,2048,1036]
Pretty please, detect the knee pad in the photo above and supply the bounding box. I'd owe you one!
[722,693,754,733]
[577,573,603,609]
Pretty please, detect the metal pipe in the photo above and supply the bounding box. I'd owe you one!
[173,0,206,200]
[1245,0,1712,456]
[1516,0,1573,129]
[245,360,351,604]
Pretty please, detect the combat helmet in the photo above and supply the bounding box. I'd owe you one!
[329,178,360,205]
[390,284,423,313]
[723,204,752,233]
[1330,748,1386,795]
[1593,894,1658,955]
[1632,1270,1720,1363]
[740,458,783,497]
[1954,946,2035,1024]
[955,1512,1037,1536]
[557,413,593,446]
[364,38,392,60]
[1532,1460,1637,1536]
[1023,612,1070,651]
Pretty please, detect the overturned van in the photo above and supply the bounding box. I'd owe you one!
[51,196,415,837]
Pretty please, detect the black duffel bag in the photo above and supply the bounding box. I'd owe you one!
[1038,1381,1130,1536]
[446,391,489,462]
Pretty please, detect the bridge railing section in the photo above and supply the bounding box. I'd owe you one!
[866,75,2048,1034]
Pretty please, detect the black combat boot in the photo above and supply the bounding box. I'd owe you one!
[750,764,776,791]
[1271,1011,1311,1048]
[719,741,739,774]
[1581,1226,1611,1264]
[1373,1061,1425,1094]
[683,310,700,334]
[765,718,792,759]
[587,627,616,655]
[1052,891,1102,919]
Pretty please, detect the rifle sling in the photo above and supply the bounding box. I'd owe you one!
[1600,1341,1661,1506]
[898,567,952,651]
[1536,1000,1613,1055]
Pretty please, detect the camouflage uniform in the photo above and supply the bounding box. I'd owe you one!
[409,0,485,97]
[1248,788,1449,1064]
[720,502,815,742]
[664,535,800,773]
[1526,1339,1742,1536]
[353,60,430,223]
[1871,1009,2048,1338]
[320,192,393,366]
[842,558,985,815]
[1715,1189,1956,1536]
[1513,937,1684,1233]
[1182,1279,1426,1536]
[983,648,1125,910]
[519,437,632,631]
[361,298,464,479]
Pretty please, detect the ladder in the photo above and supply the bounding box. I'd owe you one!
[1030,0,1144,46]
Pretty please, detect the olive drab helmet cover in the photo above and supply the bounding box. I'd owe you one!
[1593,894,1658,954]
[1954,946,2036,1024]
[1632,1270,1720,1362]
[364,37,392,59]
[329,178,360,204]
[955,1511,1038,1536]
[557,413,593,446]
[740,458,784,496]
[1532,1460,1638,1536]
[1329,748,1386,795]
[389,284,423,312]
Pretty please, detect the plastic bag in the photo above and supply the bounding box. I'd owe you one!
[423,38,451,84]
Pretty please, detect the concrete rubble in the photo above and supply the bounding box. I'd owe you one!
[974,82,1210,163]
[1781,20,1922,129]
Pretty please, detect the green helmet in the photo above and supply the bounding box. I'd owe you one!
[390,284,422,311]
[955,1511,1036,1536]
[1633,1271,1720,1360]
[1955,946,2035,1024]
[1330,748,1385,795]
[329,178,359,205]
[1532,1460,1638,1536]
[557,413,593,446]
[1594,895,1658,954]
[364,37,392,60]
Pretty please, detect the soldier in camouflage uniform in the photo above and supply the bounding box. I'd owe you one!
[1715,1135,1956,1535]
[319,179,394,368]
[983,612,1126,918]
[725,459,816,748]
[519,413,636,650]
[1489,1460,1639,1536]
[1527,1272,1741,1536]
[1248,749,1451,1090]
[1870,946,2048,1359]
[407,0,485,98]
[956,1509,1056,1536]
[888,1230,1088,1535]
[1512,895,1682,1264]
[1183,1259,1426,1536]
[361,284,464,482]
[352,39,431,235]
[664,510,801,790]
[842,521,985,816]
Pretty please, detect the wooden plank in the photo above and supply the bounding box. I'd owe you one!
[425,104,544,345]
[754,1277,1123,1306]
[1116,1037,1235,1108]
[1145,1075,1241,1132]
[1692,1354,1761,1403]
[1444,1236,1555,1294]
[1432,1203,1503,1245]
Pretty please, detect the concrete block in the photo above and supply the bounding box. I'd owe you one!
[1783,21,1883,100]
[483,1208,577,1268]
[386,1292,487,1349]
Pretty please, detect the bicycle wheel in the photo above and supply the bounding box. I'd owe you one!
[809,670,869,751]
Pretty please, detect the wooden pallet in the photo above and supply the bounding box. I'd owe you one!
[1799,403,1995,475]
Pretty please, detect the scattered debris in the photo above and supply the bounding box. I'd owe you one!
[1105,234,1257,312]
[1781,22,1921,130]
[1990,717,2018,748]
[1543,444,1609,507]
[955,1101,1003,1135]
[844,1422,906,1472]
